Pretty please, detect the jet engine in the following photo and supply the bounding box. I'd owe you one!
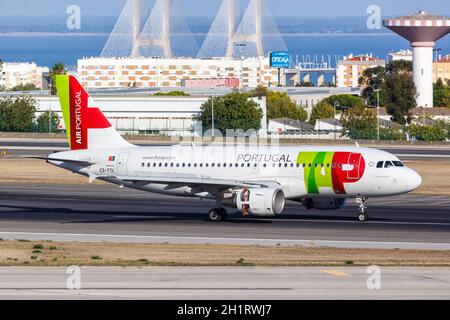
[301,197,346,210]
[232,187,285,216]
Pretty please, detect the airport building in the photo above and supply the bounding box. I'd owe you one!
[433,55,450,83]
[0,62,49,89]
[336,54,386,88]
[77,56,281,89]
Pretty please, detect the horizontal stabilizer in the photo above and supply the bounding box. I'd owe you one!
[22,156,95,166]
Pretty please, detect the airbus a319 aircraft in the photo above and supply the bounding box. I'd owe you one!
[34,75,422,222]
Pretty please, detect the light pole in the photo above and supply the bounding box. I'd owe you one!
[333,102,339,140]
[374,89,380,141]
[211,94,215,137]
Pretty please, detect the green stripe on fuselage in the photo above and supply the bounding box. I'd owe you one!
[297,151,334,194]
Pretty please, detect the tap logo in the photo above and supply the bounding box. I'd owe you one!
[297,151,366,195]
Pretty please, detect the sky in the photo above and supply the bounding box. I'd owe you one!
[0,0,449,17]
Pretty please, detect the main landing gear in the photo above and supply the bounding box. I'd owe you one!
[356,197,369,222]
[208,207,228,222]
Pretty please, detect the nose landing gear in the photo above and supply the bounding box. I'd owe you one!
[356,197,369,222]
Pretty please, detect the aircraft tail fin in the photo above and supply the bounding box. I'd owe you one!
[55,75,133,150]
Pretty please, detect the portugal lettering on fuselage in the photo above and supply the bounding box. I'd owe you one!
[74,90,82,145]
[237,154,292,163]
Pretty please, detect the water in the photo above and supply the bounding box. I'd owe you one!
[1,16,449,68]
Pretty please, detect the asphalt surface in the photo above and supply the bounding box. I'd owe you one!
[0,266,449,299]
[0,184,449,250]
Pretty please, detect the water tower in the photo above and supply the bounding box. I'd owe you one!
[384,11,450,108]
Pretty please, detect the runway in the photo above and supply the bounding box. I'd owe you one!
[0,184,449,250]
[0,266,449,299]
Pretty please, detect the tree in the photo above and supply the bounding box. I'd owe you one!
[309,100,335,125]
[0,96,37,132]
[196,93,262,134]
[249,84,270,98]
[340,105,377,139]
[407,123,448,141]
[381,72,416,124]
[359,66,385,106]
[386,60,413,74]
[266,91,307,122]
[49,62,67,95]
[36,111,60,133]
[323,94,365,109]
[434,79,450,108]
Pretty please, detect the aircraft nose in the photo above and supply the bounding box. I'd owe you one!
[404,168,422,192]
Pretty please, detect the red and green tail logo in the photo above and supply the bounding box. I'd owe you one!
[55,75,112,150]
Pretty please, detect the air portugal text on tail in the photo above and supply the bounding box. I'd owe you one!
[42,75,422,223]
[55,75,131,150]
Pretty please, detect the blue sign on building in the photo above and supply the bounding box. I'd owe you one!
[270,52,291,69]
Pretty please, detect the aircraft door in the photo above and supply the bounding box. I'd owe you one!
[347,153,362,180]
[117,153,130,176]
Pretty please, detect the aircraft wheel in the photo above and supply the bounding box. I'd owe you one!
[208,208,224,222]
[357,212,369,222]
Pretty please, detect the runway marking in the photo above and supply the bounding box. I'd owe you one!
[321,270,351,277]
[1,231,450,250]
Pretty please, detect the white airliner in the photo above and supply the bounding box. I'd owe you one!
[35,75,422,222]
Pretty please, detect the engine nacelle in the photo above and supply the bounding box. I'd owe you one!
[234,187,285,216]
[301,197,347,210]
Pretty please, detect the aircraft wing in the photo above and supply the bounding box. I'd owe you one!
[114,174,279,193]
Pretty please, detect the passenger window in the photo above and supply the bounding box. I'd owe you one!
[338,163,342,168]
[326,163,330,168]
[284,163,288,168]
[188,163,191,167]
[176,163,179,167]
[332,163,336,168]
[263,163,267,168]
[205,163,209,167]
[159,163,162,167]
[211,163,215,167]
[254,163,257,167]
[217,164,221,168]
[182,163,185,167]
[247,163,251,167]
[376,161,384,168]
[308,163,311,168]
[153,163,156,167]
[384,161,394,168]
[164,163,168,167]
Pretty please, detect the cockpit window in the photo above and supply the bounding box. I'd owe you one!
[376,161,384,168]
[392,161,405,167]
[384,161,394,168]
